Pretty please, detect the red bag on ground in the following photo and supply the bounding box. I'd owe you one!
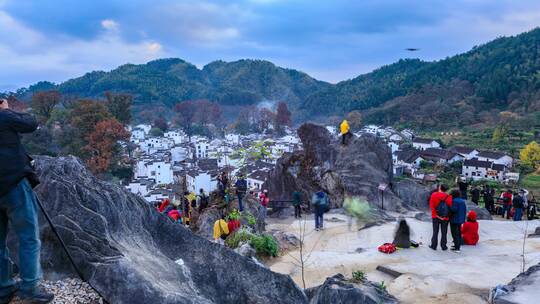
[378,243,397,254]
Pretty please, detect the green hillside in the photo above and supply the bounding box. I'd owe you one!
[11,27,540,129]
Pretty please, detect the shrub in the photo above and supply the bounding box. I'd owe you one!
[351,270,365,282]
[376,281,387,292]
[227,209,241,221]
[243,212,257,227]
[250,234,279,257]
[225,228,252,249]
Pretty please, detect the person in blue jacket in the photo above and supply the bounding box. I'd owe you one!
[449,189,467,253]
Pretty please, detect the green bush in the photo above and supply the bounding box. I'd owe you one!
[243,212,257,227]
[226,209,241,221]
[225,228,252,249]
[351,270,365,282]
[250,234,279,257]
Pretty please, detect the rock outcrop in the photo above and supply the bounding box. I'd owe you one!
[266,123,408,212]
[306,274,399,304]
[15,156,307,304]
[493,262,540,304]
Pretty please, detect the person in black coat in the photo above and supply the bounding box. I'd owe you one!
[0,99,54,303]
[470,186,480,205]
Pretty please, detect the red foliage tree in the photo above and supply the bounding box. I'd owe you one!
[153,116,169,132]
[275,102,292,128]
[31,90,60,122]
[84,118,130,174]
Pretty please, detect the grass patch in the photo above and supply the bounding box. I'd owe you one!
[520,173,540,192]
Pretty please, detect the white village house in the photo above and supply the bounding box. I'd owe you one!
[412,137,441,151]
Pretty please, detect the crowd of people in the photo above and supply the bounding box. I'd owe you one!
[457,177,537,221]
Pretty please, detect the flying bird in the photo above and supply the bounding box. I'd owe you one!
[405,48,420,51]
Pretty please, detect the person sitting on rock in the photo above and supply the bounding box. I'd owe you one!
[339,119,351,145]
[0,98,54,303]
[393,219,412,248]
[461,210,479,245]
[213,216,230,245]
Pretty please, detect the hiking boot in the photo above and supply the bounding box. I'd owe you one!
[16,286,54,304]
[0,283,19,304]
[451,249,461,253]
[441,246,448,251]
[429,245,437,251]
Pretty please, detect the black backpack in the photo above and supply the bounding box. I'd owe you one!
[436,196,450,218]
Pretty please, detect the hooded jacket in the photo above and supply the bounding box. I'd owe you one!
[0,109,38,198]
[213,219,229,240]
[340,120,350,135]
[461,211,479,245]
[450,197,467,224]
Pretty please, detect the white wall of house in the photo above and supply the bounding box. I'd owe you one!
[164,131,186,145]
[195,140,209,159]
[171,146,190,163]
[247,177,265,190]
[412,141,440,151]
[186,172,216,193]
[462,165,504,181]
[134,124,152,134]
[130,129,145,143]
[225,134,241,145]
[144,161,173,185]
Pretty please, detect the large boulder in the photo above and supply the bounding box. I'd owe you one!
[466,200,492,220]
[12,156,307,304]
[493,263,540,304]
[265,123,407,212]
[392,179,430,210]
[307,274,399,304]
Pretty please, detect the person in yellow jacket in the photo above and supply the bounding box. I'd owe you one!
[213,217,229,244]
[340,119,350,145]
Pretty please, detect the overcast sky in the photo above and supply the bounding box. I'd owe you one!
[1,0,540,91]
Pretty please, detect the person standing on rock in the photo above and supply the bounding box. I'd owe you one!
[456,177,469,200]
[470,185,480,205]
[482,185,495,213]
[234,175,247,212]
[0,98,54,304]
[312,191,328,231]
[449,189,467,253]
[259,190,269,219]
[429,184,452,251]
[292,191,302,218]
[339,119,350,145]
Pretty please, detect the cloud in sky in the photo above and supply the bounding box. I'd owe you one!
[1,0,540,90]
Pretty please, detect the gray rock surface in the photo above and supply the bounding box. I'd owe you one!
[270,230,300,252]
[15,156,307,304]
[234,243,256,258]
[493,262,540,304]
[466,200,492,220]
[307,274,399,304]
[392,179,430,210]
[265,123,407,213]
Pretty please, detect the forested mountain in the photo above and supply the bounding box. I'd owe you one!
[20,58,330,110]
[12,27,540,129]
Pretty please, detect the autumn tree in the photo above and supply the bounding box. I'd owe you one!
[257,108,276,132]
[31,91,60,122]
[346,110,363,130]
[70,100,112,149]
[520,141,540,172]
[174,100,198,134]
[84,118,130,174]
[105,92,133,126]
[153,116,169,132]
[275,102,292,128]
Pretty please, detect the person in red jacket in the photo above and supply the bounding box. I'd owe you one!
[429,184,453,251]
[461,210,479,245]
[500,189,513,219]
[157,198,170,213]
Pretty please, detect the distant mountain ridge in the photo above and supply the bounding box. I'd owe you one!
[14,27,540,128]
